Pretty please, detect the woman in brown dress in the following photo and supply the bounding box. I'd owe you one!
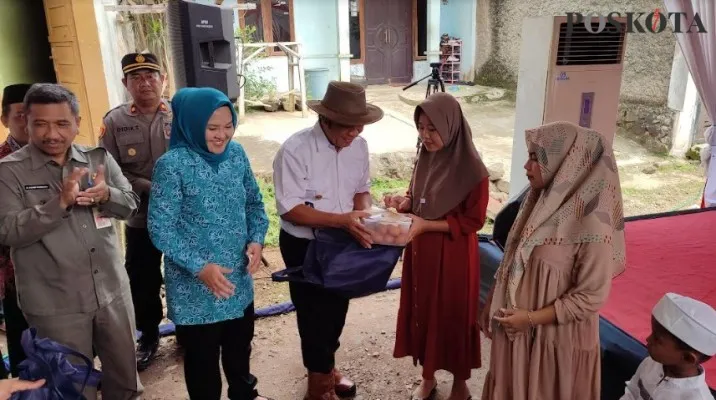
[386,93,489,400]
[480,121,627,400]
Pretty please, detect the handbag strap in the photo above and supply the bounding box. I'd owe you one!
[70,365,102,388]
[22,328,100,399]
[271,266,304,283]
[36,339,98,396]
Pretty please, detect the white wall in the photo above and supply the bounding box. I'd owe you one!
[413,61,430,79]
[241,0,342,94]
[667,42,700,157]
[94,0,126,108]
[439,0,477,80]
[509,17,553,198]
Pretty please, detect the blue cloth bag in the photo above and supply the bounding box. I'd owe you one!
[11,328,102,400]
[272,228,404,299]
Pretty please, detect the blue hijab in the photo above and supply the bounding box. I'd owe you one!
[169,87,238,168]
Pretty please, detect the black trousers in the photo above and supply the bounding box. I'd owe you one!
[175,304,258,400]
[279,229,350,374]
[125,226,163,342]
[5,286,28,377]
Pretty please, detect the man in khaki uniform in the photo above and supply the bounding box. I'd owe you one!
[0,83,142,400]
[99,53,170,371]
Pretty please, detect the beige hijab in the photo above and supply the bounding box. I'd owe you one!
[489,121,626,325]
[409,93,489,220]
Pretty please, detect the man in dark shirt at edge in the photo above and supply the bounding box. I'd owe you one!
[0,83,33,378]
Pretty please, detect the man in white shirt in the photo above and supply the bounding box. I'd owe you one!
[621,293,716,400]
[273,81,383,400]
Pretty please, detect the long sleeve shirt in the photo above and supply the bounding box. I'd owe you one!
[148,142,269,326]
[0,144,138,316]
[621,357,714,400]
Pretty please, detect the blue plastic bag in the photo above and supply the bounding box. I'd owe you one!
[11,328,101,400]
[272,228,404,298]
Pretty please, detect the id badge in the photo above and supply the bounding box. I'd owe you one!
[93,209,112,229]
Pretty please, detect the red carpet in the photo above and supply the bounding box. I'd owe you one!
[601,210,716,387]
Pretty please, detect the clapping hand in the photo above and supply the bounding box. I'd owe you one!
[60,167,88,209]
[198,263,236,299]
[77,165,110,207]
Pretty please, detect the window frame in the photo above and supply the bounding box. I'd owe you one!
[412,0,427,61]
[238,0,296,57]
[349,0,365,65]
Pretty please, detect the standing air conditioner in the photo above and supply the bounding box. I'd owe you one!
[508,16,627,196]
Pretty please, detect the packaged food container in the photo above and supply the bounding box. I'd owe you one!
[363,211,412,247]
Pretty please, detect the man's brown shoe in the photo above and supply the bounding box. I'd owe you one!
[333,369,357,398]
[304,372,340,400]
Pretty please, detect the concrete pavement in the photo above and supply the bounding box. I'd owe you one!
[234,84,664,177]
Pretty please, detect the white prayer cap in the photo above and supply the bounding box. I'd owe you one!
[652,293,716,356]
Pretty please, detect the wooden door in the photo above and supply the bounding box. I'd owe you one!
[43,0,109,146]
[364,0,412,85]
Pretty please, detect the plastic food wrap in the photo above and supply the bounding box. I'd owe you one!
[363,209,412,246]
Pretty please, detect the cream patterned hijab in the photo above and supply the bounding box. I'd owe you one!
[489,121,626,323]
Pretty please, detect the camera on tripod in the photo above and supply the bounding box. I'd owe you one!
[403,61,446,152]
[402,61,445,98]
[429,62,442,78]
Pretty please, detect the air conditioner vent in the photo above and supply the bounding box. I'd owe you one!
[556,22,625,66]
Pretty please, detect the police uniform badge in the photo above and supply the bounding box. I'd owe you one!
[135,54,146,63]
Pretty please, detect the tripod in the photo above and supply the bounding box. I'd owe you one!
[402,62,446,99]
[402,62,445,155]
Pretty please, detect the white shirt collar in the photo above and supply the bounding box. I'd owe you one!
[660,365,708,390]
[311,122,335,153]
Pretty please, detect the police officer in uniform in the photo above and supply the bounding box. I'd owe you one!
[100,53,170,371]
[0,83,142,400]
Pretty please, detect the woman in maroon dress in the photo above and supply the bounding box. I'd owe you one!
[385,93,489,400]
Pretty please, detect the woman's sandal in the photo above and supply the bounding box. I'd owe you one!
[411,385,437,400]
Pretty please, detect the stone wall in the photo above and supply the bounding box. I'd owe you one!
[474,0,679,147]
[618,102,676,154]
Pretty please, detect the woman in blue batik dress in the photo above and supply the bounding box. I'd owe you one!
[148,87,271,400]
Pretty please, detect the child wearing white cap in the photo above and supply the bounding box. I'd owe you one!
[620,293,716,400]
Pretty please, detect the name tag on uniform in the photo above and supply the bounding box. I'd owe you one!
[92,209,112,230]
[24,184,50,190]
